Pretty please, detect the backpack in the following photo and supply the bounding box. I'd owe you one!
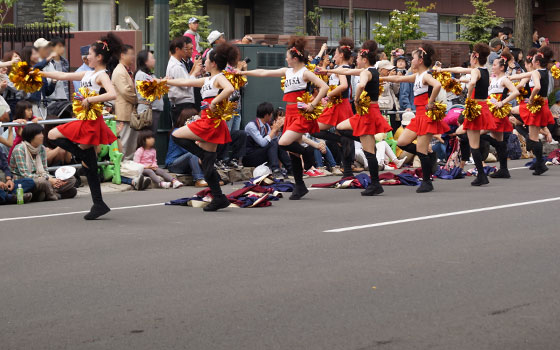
[507,133,522,160]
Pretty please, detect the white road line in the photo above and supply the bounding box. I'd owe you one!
[0,203,164,222]
[324,197,560,233]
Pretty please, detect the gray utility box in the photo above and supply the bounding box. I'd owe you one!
[237,44,288,128]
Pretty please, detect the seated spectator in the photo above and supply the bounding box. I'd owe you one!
[430,134,447,164]
[9,123,76,201]
[375,133,406,170]
[134,130,183,189]
[165,108,208,187]
[301,135,327,177]
[8,100,41,161]
[243,102,292,178]
[216,128,246,170]
[0,146,34,204]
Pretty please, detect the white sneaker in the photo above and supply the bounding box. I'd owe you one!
[317,167,332,176]
[394,158,406,169]
[384,165,395,171]
[331,166,343,175]
[172,180,184,189]
[160,181,171,189]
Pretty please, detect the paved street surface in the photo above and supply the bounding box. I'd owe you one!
[1,159,560,350]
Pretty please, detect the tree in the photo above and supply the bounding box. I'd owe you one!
[514,0,532,55]
[371,1,435,53]
[0,0,18,26]
[306,6,322,36]
[169,0,211,47]
[457,0,503,44]
[42,0,67,24]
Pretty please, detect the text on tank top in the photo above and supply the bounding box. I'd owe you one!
[364,67,380,101]
[473,67,489,99]
[537,69,549,97]
[201,73,222,99]
[80,70,104,93]
[283,67,307,94]
[328,65,352,99]
[413,71,432,97]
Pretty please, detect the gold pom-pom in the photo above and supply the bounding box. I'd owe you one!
[513,81,528,104]
[326,85,342,108]
[356,91,371,116]
[307,63,329,83]
[73,87,103,121]
[426,102,447,121]
[527,95,545,114]
[487,94,512,119]
[207,100,238,128]
[432,70,463,95]
[136,80,169,103]
[378,83,385,97]
[222,70,247,90]
[551,63,560,80]
[463,98,482,122]
[8,61,43,93]
[280,76,285,91]
[297,92,324,121]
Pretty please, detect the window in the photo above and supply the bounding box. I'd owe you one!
[320,8,344,46]
[369,11,390,43]
[439,15,459,41]
[64,0,112,31]
[320,8,390,47]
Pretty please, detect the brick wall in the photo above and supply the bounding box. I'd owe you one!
[405,40,471,67]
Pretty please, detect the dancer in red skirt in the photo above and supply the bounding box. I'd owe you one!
[321,40,392,196]
[507,46,556,175]
[165,43,239,211]
[41,33,123,220]
[438,43,496,186]
[480,52,519,179]
[381,44,447,193]
[237,37,328,200]
[311,38,356,178]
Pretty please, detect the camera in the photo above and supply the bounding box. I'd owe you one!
[243,57,251,64]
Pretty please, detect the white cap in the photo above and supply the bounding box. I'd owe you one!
[401,111,415,126]
[34,38,50,49]
[207,30,225,45]
[188,17,199,24]
[376,60,394,71]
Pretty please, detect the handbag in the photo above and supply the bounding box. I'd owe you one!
[130,102,153,130]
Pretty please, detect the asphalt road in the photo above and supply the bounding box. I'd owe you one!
[1,159,560,350]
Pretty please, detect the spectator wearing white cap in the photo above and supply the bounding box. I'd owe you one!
[184,17,202,57]
[377,60,400,131]
[202,30,226,59]
[72,45,93,93]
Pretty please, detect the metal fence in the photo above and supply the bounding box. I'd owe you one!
[0,23,74,61]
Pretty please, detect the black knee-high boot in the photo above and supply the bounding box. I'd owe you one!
[416,152,434,193]
[529,139,548,175]
[490,140,511,178]
[310,130,341,143]
[82,147,110,220]
[51,138,86,161]
[361,151,383,196]
[340,135,355,178]
[400,143,417,156]
[458,134,470,163]
[171,135,205,159]
[280,142,309,200]
[470,148,489,186]
[201,151,230,211]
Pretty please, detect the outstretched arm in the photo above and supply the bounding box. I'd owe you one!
[165,77,206,88]
[380,74,415,83]
[508,71,533,81]
[438,66,471,75]
[240,67,287,78]
[319,66,364,76]
[41,70,86,82]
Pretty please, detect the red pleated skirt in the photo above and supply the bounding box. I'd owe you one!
[318,98,353,127]
[519,99,555,127]
[407,106,450,136]
[283,104,320,134]
[58,116,117,146]
[488,94,513,132]
[348,103,392,137]
[463,101,497,131]
[188,98,232,144]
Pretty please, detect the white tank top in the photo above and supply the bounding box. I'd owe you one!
[529,78,535,88]
[284,67,307,93]
[80,70,104,93]
[413,71,429,96]
[328,66,340,86]
[201,73,222,99]
[488,76,506,95]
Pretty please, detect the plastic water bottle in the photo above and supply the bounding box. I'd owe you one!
[16,184,24,205]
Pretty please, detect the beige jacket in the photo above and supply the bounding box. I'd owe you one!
[111,63,137,122]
